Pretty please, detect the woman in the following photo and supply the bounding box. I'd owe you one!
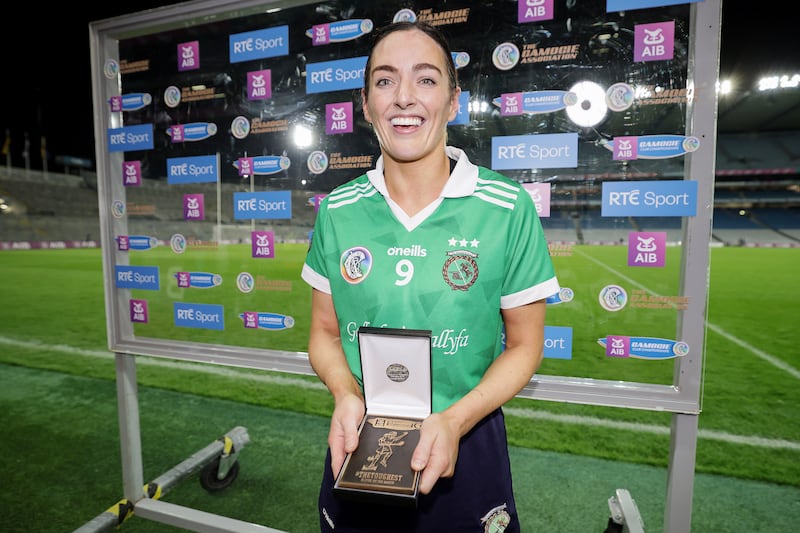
[301,21,559,532]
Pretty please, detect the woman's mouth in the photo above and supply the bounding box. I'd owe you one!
[390,116,423,128]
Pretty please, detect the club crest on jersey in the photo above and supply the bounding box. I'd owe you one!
[442,250,478,291]
[481,503,511,532]
[340,246,372,284]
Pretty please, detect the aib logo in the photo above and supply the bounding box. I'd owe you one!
[252,231,275,258]
[248,69,271,100]
[501,93,522,116]
[518,0,553,24]
[184,194,204,221]
[130,299,148,323]
[178,41,200,71]
[628,231,666,267]
[326,102,353,135]
[243,311,259,328]
[238,157,253,176]
[312,24,330,45]
[634,21,674,62]
[613,136,637,161]
[522,182,551,217]
[123,161,141,186]
[606,335,630,358]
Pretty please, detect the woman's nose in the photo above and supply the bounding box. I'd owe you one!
[395,79,415,108]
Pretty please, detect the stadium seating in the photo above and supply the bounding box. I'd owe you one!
[1,167,798,247]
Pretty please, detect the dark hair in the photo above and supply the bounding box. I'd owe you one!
[363,21,459,98]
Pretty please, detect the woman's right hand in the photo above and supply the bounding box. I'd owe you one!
[329,392,366,478]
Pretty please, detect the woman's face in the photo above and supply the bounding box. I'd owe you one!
[362,29,460,165]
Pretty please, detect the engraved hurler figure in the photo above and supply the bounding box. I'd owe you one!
[363,431,408,471]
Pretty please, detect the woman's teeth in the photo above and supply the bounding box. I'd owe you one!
[391,116,422,126]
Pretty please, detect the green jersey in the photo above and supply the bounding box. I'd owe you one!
[302,147,559,411]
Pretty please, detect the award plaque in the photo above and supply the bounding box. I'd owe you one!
[333,327,432,507]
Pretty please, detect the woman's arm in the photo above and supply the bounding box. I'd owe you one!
[308,288,365,477]
[411,299,547,494]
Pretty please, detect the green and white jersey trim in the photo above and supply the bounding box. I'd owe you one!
[473,178,519,210]
[326,180,378,210]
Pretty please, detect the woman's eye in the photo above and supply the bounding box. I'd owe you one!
[376,78,391,87]
[420,78,436,86]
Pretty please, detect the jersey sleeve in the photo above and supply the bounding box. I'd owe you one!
[301,198,332,294]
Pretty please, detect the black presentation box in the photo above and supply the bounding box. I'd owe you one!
[333,326,432,508]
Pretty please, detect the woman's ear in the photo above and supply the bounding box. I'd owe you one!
[448,86,462,122]
[361,88,372,124]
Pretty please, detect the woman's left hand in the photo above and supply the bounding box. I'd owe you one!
[410,412,461,494]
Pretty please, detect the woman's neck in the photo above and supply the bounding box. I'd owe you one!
[382,151,451,217]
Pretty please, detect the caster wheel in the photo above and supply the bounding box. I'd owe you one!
[199,458,240,493]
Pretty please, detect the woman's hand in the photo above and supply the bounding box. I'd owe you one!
[410,412,461,494]
[329,392,366,478]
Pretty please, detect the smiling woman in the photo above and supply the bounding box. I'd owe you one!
[301,20,560,533]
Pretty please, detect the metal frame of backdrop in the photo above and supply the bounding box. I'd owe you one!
[88,0,722,530]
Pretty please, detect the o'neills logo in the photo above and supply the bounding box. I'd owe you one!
[387,244,427,257]
[442,251,478,291]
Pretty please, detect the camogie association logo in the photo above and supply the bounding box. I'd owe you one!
[340,246,372,284]
[442,250,479,291]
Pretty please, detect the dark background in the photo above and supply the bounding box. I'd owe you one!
[1,1,797,170]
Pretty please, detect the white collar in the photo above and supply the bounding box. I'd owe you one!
[366,146,479,198]
[365,146,480,231]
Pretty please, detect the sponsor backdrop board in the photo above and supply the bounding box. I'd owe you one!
[91,1,719,530]
[92,0,718,413]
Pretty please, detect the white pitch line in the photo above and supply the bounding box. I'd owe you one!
[574,248,800,379]
[1,335,798,452]
[705,322,800,379]
[0,336,325,391]
[504,407,800,451]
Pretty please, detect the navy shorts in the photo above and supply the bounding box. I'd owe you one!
[318,408,520,532]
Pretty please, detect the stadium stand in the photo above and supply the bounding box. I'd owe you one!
[0,168,320,247]
[2,159,799,248]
